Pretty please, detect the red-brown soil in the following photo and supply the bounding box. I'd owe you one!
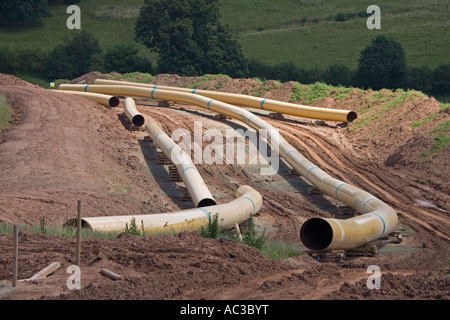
[0,73,449,302]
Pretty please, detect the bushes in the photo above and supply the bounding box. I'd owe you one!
[0,0,51,27]
[44,31,102,79]
[0,47,48,74]
[354,35,406,90]
[44,32,154,79]
[0,35,155,80]
[104,44,153,74]
[246,57,447,98]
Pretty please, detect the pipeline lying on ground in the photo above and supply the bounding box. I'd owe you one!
[145,121,216,208]
[123,97,145,127]
[55,90,120,108]
[66,185,261,233]
[93,79,357,123]
[59,83,397,251]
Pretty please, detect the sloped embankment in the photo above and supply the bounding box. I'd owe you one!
[0,74,180,226]
[85,72,449,199]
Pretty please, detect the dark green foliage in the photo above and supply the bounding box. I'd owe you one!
[404,66,433,94]
[273,62,303,83]
[242,215,266,251]
[0,0,51,27]
[325,63,354,87]
[135,0,248,77]
[354,35,406,90]
[199,213,220,239]
[124,218,141,236]
[104,44,153,74]
[248,59,276,80]
[44,31,102,79]
[0,46,19,73]
[429,64,450,96]
[199,214,266,251]
[0,47,48,74]
[47,0,80,4]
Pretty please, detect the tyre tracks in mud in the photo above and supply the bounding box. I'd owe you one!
[266,119,450,244]
[137,103,449,244]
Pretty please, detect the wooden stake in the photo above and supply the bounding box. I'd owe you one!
[12,225,18,287]
[235,223,243,241]
[76,200,82,267]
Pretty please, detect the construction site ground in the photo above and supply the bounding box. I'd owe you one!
[0,73,449,302]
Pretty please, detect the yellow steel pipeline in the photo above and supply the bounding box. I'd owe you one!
[123,97,145,127]
[145,122,216,208]
[54,90,120,108]
[94,79,357,123]
[59,83,398,251]
[66,185,261,233]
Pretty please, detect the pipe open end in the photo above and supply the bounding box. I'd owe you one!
[132,115,145,127]
[300,218,333,251]
[197,198,217,208]
[63,218,92,230]
[347,111,357,123]
[109,97,121,108]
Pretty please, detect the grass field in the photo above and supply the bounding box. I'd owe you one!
[0,0,448,71]
[220,0,449,69]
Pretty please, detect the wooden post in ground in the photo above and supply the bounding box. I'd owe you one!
[12,225,18,287]
[76,200,82,267]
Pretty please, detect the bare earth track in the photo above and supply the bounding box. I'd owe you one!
[0,73,449,302]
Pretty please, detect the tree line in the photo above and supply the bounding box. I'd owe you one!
[0,0,448,97]
[247,35,449,97]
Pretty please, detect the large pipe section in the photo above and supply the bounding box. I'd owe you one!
[55,90,120,108]
[145,122,216,208]
[67,185,261,233]
[59,83,398,251]
[123,97,145,127]
[93,79,357,123]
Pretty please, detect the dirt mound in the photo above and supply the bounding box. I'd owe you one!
[67,71,115,84]
[0,74,178,226]
[326,272,450,300]
[0,231,292,300]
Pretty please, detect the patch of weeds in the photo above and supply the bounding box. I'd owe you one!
[0,94,13,134]
[252,80,281,97]
[199,213,220,239]
[199,214,266,250]
[125,217,142,236]
[333,87,352,101]
[253,78,265,85]
[420,121,450,157]
[412,113,437,128]
[112,72,153,83]
[241,215,266,251]
[439,103,450,110]
[290,82,333,104]
[198,214,302,260]
[261,241,304,261]
[290,82,308,103]
[190,74,231,89]
[40,217,47,235]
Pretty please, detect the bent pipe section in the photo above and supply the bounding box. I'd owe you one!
[59,84,397,251]
[55,90,120,108]
[123,97,145,127]
[66,185,261,233]
[145,122,216,208]
[94,79,357,123]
